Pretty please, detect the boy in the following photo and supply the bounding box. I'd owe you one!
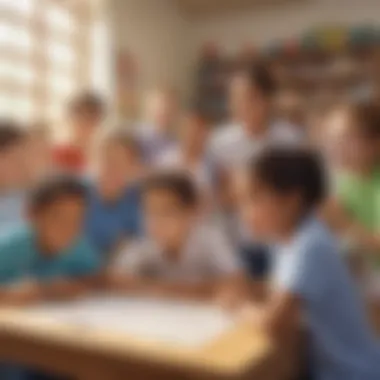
[53,92,106,174]
[0,175,101,305]
[210,63,302,171]
[86,128,142,260]
[237,146,380,380]
[0,120,28,234]
[322,101,380,288]
[108,171,243,300]
[209,64,303,280]
[137,87,178,165]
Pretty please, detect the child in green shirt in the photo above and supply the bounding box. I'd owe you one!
[323,100,380,282]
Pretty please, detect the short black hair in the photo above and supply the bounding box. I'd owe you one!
[250,146,326,210]
[0,119,25,151]
[29,175,87,211]
[68,91,106,117]
[234,63,276,97]
[143,171,199,208]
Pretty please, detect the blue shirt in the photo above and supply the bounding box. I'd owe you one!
[272,217,380,380]
[0,226,101,285]
[85,184,141,256]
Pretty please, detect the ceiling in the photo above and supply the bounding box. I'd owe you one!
[173,0,307,18]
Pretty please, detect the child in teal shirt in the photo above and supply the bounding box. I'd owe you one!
[0,175,101,380]
[0,175,101,306]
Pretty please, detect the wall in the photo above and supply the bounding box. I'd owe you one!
[189,0,380,54]
[108,0,191,105]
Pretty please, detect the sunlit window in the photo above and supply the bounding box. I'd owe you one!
[0,0,35,17]
[0,0,93,123]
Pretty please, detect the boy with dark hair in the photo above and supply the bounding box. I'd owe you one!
[0,119,28,234]
[53,91,106,173]
[210,62,301,171]
[236,146,380,380]
[210,63,303,283]
[86,128,143,259]
[0,175,101,305]
[108,171,242,300]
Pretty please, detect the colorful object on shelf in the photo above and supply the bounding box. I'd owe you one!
[349,25,378,47]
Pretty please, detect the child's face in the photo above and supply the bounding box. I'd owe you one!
[95,142,136,194]
[235,171,300,242]
[180,115,209,153]
[143,190,195,249]
[325,111,378,169]
[0,142,28,188]
[229,75,269,127]
[31,197,85,254]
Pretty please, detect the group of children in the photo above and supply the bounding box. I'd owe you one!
[1,63,380,379]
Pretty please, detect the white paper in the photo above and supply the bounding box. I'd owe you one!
[26,295,235,347]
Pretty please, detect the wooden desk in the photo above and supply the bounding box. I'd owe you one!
[0,296,299,380]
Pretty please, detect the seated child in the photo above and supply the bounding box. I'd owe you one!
[108,171,243,300]
[86,128,143,260]
[53,92,106,174]
[322,100,380,283]
[237,146,380,380]
[0,175,101,305]
[0,120,28,234]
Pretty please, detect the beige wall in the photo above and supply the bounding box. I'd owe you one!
[109,0,191,105]
[107,0,380,107]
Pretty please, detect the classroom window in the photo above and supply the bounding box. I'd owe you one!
[0,0,94,124]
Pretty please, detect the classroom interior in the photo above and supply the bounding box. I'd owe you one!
[1,0,380,379]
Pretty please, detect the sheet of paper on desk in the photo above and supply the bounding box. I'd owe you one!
[26,296,236,347]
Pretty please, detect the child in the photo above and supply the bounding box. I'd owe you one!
[158,103,214,193]
[53,92,106,174]
[322,101,380,282]
[237,146,380,380]
[108,171,243,300]
[0,175,101,305]
[0,120,28,234]
[137,87,178,164]
[86,128,143,260]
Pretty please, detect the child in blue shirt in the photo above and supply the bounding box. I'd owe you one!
[237,146,380,380]
[86,128,142,260]
[0,175,101,305]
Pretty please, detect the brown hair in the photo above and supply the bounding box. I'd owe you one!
[339,99,380,139]
[97,127,142,158]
